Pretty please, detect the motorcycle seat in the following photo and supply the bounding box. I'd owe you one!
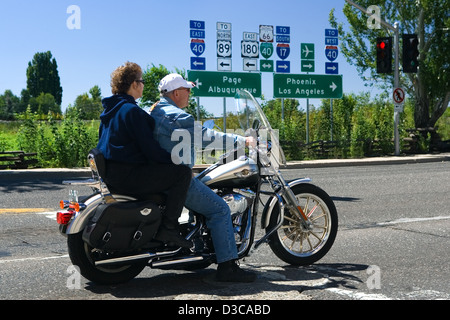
[108,189,167,206]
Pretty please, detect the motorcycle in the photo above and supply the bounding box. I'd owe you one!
[56,90,338,285]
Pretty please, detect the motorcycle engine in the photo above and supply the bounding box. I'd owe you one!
[222,193,250,216]
[222,190,255,245]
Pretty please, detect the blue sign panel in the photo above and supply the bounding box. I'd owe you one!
[325,29,338,37]
[276,35,290,43]
[190,30,205,39]
[276,60,290,73]
[325,62,339,74]
[276,26,290,34]
[325,46,339,62]
[190,40,205,57]
[325,37,338,46]
[190,20,205,30]
[276,44,290,60]
[190,57,206,70]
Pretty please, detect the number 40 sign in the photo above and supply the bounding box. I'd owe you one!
[325,45,338,62]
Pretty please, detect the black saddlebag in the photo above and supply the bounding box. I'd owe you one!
[82,200,162,251]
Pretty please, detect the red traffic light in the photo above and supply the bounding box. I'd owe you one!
[376,37,392,74]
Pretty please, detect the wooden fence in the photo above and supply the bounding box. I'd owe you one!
[0,151,38,169]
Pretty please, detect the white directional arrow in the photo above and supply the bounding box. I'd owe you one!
[330,82,337,92]
[193,61,204,67]
[327,65,337,71]
[303,63,313,69]
[278,64,289,70]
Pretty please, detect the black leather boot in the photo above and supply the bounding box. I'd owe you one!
[216,260,256,282]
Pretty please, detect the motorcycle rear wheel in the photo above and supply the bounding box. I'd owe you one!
[67,232,146,285]
[267,183,338,266]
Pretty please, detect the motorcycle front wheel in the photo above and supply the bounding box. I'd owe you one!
[67,232,146,285]
[267,183,338,266]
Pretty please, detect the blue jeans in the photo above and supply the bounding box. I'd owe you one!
[184,177,238,264]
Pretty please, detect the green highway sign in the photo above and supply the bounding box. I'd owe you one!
[260,60,274,72]
[301,60,315,72]
[301,43,315,60]
[260,42,274,59]
[187,70,261,97]
[274,74,343,99]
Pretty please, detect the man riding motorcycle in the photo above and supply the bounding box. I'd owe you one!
[147,73,256,282]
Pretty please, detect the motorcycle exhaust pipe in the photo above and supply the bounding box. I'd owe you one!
[95,253,155,267]
[151,255,205,268]
[94,248,181,267]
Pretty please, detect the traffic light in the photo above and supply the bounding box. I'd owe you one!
[376,37,392,74]
[403,34,419,73]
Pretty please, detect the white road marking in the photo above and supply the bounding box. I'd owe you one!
[378,215,450,226]
[0,254,69,264]
[36,211,58,221]
[326,288,392,300]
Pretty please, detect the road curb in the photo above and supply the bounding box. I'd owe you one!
[284,153,450,169]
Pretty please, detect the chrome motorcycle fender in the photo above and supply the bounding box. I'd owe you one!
[65,194,136,235]
[260,178,311,229]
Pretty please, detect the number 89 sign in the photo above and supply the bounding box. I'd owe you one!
[217,40,232,58]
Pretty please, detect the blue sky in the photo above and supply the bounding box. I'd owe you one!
[0,0,379,116]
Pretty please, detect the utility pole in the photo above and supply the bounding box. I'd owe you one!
[345,0,401,155]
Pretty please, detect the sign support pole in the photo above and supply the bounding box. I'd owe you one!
[223,97,227,131]
[330,99,334,141]
[306,98,310,144]
[393,22,400,156]
[196,97,200,121]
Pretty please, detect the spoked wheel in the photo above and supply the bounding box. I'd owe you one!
[67,232,146,285]
[267,183,338,266]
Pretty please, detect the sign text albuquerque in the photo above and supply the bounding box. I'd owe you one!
[187,70,262,98]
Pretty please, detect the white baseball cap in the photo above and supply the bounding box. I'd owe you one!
[158,73,195,93]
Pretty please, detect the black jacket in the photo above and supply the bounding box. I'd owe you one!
[97,94,172,164]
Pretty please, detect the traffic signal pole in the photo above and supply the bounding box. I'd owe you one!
[345,0,401,155]
[393,23,400,156]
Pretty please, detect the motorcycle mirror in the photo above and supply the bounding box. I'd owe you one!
[203,119,215,129]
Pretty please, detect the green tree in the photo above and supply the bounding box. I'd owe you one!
[262,99,305,141]
[0,90,20,120]
[141,64,170,105]
[141,64,212,119]
[29,92,61,116]
[67,85,103,120]
[329,0,449,130]
[26,51,63,106]
[318,93,359,141]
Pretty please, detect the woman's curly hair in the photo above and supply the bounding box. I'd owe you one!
[110,62,142,95]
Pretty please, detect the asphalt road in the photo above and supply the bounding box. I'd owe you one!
[0,161,449,302]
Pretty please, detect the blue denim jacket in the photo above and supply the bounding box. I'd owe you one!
[146,97,245,168]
